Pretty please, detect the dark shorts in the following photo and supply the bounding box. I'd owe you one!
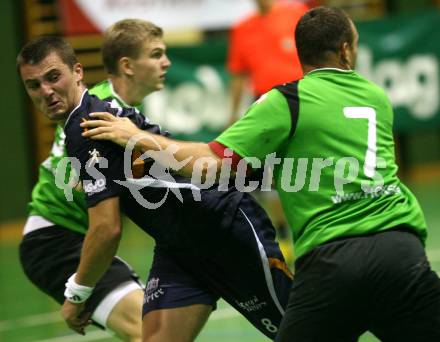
[276,229,440,342]
[19,225,142,324]
[144,194,293,339]
[142,248,219,316]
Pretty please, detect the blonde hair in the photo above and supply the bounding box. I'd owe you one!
[102,19,163,74]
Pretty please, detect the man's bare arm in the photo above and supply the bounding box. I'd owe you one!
[229,73,247,127]
[76,196,122,286]
[81,113,223,179]
[61,197,121,334]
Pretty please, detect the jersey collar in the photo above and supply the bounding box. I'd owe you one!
[305,68,354,76]
[64,89,89,128]
[108,79,132,108]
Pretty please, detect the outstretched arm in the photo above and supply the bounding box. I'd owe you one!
[81,113,223,179]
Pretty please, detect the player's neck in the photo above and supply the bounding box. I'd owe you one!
[110,76,144,107]
[302,57,352,75]
[60,84,86,126]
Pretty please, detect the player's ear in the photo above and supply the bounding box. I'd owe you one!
[73,62,83,83]
[119,57,135,76]
[340,41,351,69]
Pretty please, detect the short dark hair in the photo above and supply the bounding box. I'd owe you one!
[16,36,78,70]
[102,19,163,75]
[295,6,354,66]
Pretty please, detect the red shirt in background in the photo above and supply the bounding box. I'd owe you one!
[227,1,309,97]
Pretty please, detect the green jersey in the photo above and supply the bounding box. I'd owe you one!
[28,80,143,234]
[216,68,427,258]
[28,126,88,233]
[89,80,144,112]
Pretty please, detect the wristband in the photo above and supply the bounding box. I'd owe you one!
[64,273,94,304]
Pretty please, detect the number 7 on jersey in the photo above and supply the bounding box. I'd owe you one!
[343,107,377,178]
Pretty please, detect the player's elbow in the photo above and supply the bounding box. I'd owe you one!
[106,224,122,242]
[92,222,122,243]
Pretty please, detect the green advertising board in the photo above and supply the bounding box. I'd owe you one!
[143,10,440,141]
[357,11,440,132]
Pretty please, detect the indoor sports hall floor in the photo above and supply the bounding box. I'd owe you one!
[1,179,439,341]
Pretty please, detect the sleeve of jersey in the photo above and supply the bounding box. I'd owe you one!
[75,139,126,208]
[214,89,291,162]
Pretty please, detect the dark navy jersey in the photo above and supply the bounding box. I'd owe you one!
[64,90,243,249]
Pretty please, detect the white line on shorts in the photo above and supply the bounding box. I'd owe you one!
[239,208,285,315]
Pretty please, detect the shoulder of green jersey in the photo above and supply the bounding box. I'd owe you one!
[255,93,269,104]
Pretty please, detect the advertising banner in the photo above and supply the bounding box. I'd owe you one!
[147,12,440,140]
[59,3,440,138]
[357,11,440,132]
[59,0,255,34]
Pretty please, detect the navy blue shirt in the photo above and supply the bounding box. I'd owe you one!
[64,91,243,249]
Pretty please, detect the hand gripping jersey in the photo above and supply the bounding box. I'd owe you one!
[26,84,292,340]
[64,90,243,249]
[216,68,427,258]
